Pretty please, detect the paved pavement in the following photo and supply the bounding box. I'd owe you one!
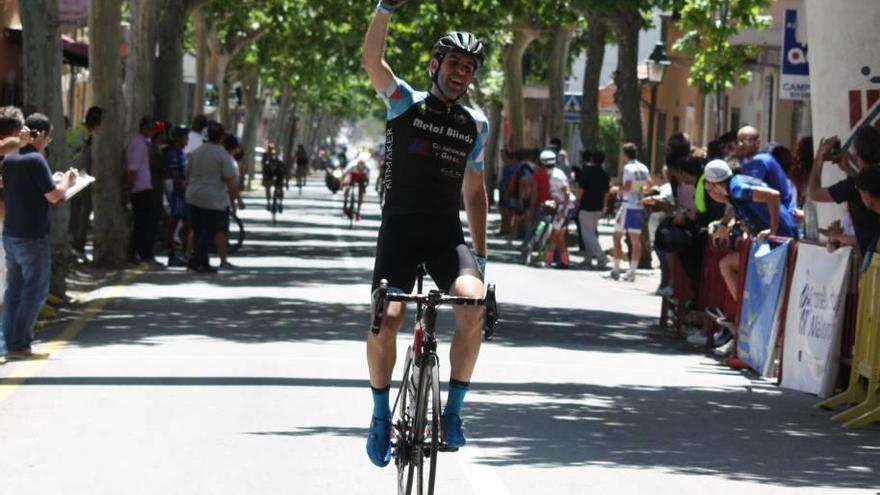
[0,178,878,494]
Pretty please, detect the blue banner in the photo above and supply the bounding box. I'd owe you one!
[737,239,791,376]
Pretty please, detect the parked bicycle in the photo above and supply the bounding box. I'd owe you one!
[228,209,245,254]
[371,266,498,495]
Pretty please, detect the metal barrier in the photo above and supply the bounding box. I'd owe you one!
[814,255,880,429]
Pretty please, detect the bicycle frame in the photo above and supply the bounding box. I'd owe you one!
[371,267,497,495]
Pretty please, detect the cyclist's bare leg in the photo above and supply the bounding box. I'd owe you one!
[264,185,271,208]
[448,274,485,383]
[366,301,407,388]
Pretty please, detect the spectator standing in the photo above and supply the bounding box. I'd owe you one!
[574,149,610,269]
[125,116,159,265]
[184,114,207,155]
[1,112,76,360]
[163,125,189,266]
[611,143,651,281]
[218,133,246,269]
[65,106,102,260]
[496,149,517,236]
[855,165,880,253]
[808,125,880,256]
[0,106,34,314]
[736,125,794,212]
[186,122,240,273]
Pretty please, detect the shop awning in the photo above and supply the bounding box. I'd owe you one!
[3,27,126,68]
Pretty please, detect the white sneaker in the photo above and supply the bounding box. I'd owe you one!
[713,339,735,356]
[686,328,706,345]
[655,286,674,297]
[624,271,636,282]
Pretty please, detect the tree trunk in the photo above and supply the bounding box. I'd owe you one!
[89,0,129,268]
[484,100,503,204]
[240,66,260,190]
[216,54,231,125]
[611,12,644,162]
[714,89,724,140]
[154,0,187,124]
[20,0,69,297]
[580,16,606,151]
[125,0,162,134]
[502,27,538,149]
[273,84,292,151]
[192,9,207,117]
[547,27,574,144]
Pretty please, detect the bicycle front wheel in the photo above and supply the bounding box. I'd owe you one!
[407,355,440,495]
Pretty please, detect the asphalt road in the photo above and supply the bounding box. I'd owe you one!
[1,177,877,494]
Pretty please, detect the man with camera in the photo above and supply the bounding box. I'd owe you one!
[1,111,76,361]
[808,125,880,256]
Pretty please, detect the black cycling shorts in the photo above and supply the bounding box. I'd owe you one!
[371,214,482,294]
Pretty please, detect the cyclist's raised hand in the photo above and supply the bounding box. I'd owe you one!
[378,0,409,12]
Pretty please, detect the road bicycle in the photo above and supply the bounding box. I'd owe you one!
[371,266,498,495]
[270,174,285,224]
[520,200,558,266]
[343,180,366,227]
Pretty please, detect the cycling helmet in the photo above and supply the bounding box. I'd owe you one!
[171,125,189,138]
[539,149,557,167]
[432,32,485,69]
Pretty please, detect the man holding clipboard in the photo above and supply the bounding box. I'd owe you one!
[0,111,77,361]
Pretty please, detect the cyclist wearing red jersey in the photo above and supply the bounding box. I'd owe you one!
[342,159,370,220]
[362,0,489,468]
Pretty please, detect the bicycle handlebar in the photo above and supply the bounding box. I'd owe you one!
[371,279,498,340]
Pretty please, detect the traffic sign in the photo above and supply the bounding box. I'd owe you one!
[563,93,583,122]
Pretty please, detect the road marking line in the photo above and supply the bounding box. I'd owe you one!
[0,267,145,403]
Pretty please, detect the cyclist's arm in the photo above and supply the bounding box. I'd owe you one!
[362,10,395,93]
[463,168,488,257]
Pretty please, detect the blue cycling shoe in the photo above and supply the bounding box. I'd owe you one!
[366,416,392,467]
[441,413,467,449]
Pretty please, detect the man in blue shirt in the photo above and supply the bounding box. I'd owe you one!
[703,159,796,302]
[736,125,795,213]
[1,112,76,360]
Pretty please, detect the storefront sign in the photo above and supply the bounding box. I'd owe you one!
[780,9,810,100]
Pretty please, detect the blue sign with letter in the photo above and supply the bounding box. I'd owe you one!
[780,9,810,100]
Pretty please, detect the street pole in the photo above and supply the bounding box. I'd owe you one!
[647,84,658,174]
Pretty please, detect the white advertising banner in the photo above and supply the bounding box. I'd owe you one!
[781,244,852,397]
[804,0,880,230]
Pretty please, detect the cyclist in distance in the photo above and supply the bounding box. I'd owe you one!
[362,0,489,468]
[261,143,287,212]
[342,158,370,220]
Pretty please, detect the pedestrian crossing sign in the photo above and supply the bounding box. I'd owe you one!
[564,93,583,122]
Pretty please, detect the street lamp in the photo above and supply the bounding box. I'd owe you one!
[644,41,670,173]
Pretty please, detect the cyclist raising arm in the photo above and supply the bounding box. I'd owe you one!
[362,0,489,468]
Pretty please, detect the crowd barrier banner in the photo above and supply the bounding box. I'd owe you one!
[816,255,880,429]
[737,240,791,377]
[781,244,853,397]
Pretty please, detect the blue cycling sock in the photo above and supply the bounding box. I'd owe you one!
[371,385,391,420]
[444,379,469,417]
